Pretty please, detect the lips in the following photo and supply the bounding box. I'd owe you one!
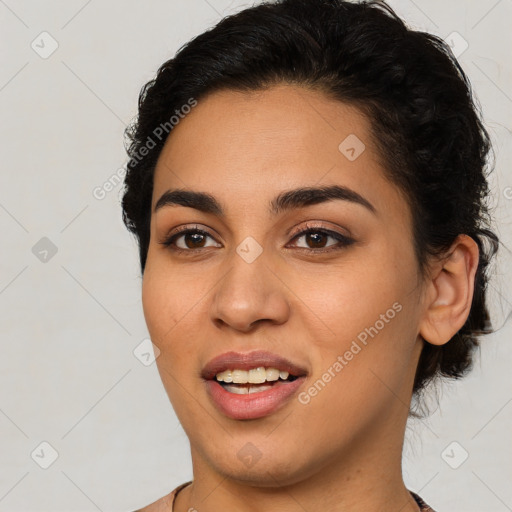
[202,350,308,420]
[201,350,307,380]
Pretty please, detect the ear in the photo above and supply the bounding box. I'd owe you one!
[419,234,480,346]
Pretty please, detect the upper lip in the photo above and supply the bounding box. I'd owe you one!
[201,350,308,380]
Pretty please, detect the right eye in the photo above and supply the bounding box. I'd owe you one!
[159,225,222,253]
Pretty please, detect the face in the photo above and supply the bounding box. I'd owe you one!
[142,84,426,486]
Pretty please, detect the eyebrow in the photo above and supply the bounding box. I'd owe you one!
[154,185,376,216]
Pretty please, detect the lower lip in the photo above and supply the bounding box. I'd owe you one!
[205,378,306,420]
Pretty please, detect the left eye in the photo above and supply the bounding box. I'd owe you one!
[289,228,354,251]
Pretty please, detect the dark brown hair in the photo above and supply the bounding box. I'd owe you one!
[121,0,499,404]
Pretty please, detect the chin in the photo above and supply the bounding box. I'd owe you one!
[216,465,307,488]
[201,443,318,488]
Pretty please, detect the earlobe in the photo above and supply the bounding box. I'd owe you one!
[419,234,480,346]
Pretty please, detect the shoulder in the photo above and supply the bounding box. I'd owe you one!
[132,482,192,512]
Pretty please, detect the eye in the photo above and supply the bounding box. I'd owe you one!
[159,222,355,255]
[288,223,355,253]
[159,225,222,253]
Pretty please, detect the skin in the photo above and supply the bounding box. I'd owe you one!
[137,84,479,512]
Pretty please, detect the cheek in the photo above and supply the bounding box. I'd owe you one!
[142,253,195,330]
[295,315,417,450]
[141,260,203,363]
[289,255,409,345]
[293,251,420,402]
[142,264,207,419]
[141,271,174,344]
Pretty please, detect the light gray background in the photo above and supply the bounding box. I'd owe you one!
[1,1,511,511]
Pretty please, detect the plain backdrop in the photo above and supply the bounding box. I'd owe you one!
[0,1,511,511]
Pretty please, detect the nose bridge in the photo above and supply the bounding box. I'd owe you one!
[210,243,289,331]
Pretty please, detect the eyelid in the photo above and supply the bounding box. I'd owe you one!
[287,220,352,240]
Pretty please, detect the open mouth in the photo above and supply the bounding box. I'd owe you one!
[215,367,299,395]
[201,350,308,419]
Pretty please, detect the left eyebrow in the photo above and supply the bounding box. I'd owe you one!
[153,185,376,216]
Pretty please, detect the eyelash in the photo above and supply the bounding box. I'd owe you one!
[159,222,355,255]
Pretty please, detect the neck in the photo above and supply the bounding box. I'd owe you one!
[174,410,420,512]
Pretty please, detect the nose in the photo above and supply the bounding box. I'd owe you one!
[209,251,290,333]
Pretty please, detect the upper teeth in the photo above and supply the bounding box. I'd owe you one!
[215,367,290,384]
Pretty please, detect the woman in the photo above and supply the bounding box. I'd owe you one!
[121,0,499,510]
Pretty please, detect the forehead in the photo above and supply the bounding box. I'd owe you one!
[151,84,401,217]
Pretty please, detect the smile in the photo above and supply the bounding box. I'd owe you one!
[203,351,307,420]
[215,367,298,394]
